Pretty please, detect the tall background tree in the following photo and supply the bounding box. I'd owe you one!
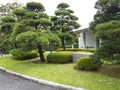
[89,0,120,64]
[51,2,80,50]
[0,1,22,55]
[90,0,120,31]
[0,16,16,54]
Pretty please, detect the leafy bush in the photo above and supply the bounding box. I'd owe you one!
[10,49,38,60]
[94,41,120,64]
[47,52,72,63]
[57,48,95,53]
[76,56,102,71]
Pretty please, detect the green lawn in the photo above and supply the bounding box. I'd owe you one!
[0,56,120,90]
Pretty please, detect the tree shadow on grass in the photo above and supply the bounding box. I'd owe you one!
[97,64,120,79]
[74,64,120,79]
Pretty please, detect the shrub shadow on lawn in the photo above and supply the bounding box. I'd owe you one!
[74,64,120,79]
[97,64,120,79]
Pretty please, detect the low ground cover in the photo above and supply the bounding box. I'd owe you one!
[0,56,120,90]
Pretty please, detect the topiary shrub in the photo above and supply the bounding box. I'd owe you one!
[42,45,60,51]
[76,56,102,71]
[29,50,39,59]
[10,49,38,60]
[47,52,72,63]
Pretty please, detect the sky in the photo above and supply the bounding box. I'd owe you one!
[0,0,98,29]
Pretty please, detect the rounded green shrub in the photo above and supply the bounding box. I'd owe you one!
[10,49,38,60]
[47,52,72,63]
[77,56,102,71]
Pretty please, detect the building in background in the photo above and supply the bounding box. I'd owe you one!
[74,28,97,48]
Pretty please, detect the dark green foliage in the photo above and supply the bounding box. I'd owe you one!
[1,23,14,33]
[57,2,69,9]
[95,20,120,39]
[47,52,72,63]
[1,16,16,23]
[13,8,26,17]
[89,0,120,31]
[76,56,102,71]
[95,40,120,64]
[57,48,95,53]
[95,20,120,64]
[89,0,120,63]
[69,15,78,20]
[57,18,69,25]
[0,16,16,54]
[26,2,45,12]
[10,49,38,60]
[67,9,74,13]
[38,13,49,18]
[1,16,16,33]
[25,12,38,19]
[0,39,13,54]
[12,22,35,35]
[55,9,70,16]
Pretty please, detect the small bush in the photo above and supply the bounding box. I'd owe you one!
[47,52,72,63]
[76,56,102,71]
[56,48,95,53]
[10,49,38,60]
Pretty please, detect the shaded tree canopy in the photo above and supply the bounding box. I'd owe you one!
[89,0,120,31]
[26,2,45,12]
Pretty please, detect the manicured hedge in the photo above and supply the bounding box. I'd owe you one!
[42,45,60,51]
[47,52,72,63]
[76,56,102,71]
[10,49,38,60]
[56,48,95,53]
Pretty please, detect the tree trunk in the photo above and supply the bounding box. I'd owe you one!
[0,50,3,57]
[37,44,45,62]
[96,38,100,48]
[61,37,66,51]
[14,42,18,48]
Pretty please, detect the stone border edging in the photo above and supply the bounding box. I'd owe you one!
[0,67,86,90]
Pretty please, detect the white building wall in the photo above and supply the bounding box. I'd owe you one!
[85,30,96,48]
[78,30,96,48]
[79,32,85,48]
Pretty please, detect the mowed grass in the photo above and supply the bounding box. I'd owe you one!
[0,56,120,90]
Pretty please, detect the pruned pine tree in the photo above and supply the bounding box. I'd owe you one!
[51,2,80,50]
[12,2,59,62]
